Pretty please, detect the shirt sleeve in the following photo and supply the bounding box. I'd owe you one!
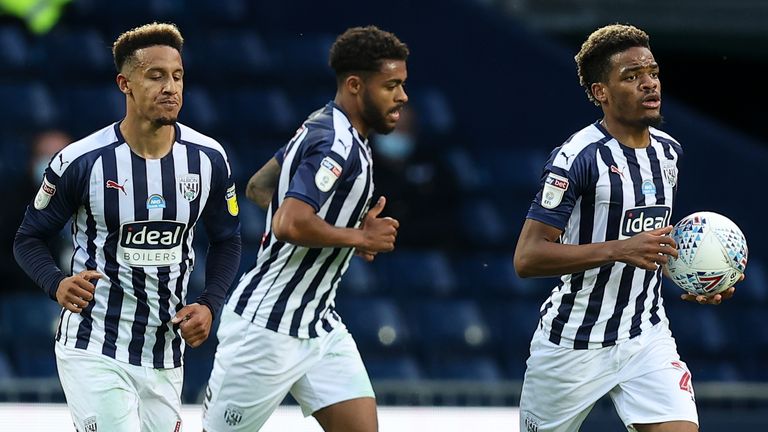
[284,134,350,212]
[526,145,594,231]
[14,164,83,299]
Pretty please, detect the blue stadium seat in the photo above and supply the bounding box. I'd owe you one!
[0,26,31,75]
[182,335,218,403]
[424,355,503,381]
[454,253,558,299]
[404,299,490,354]
[275,33,336,79]
[335,297,409,353]
[666,302,727,356]
[55,86,124,138]
[238,201,267,246]
[443,147,490,193]
[190,31,273,79]
[0,294,61,378]
[179,88,219,133]
[216,88,297,136]
[0,83,57,132]
[734,258,767,304]
[688,359,741,382]
[11,346,58,378]
[409,88,455,136]
[41,29,113,79]
[458,199,509,247]
[478,147,548,198]
[338,256,379,296]
[0,350,14,379]
[374,250,457,297]
[364,354,422,380]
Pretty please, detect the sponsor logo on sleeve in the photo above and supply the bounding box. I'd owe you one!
[541,172,569,209]
[315,156,343,192]
[225,184,239,216]
[34,175,56,210]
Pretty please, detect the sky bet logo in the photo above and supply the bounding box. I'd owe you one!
[117,221,185,267]
[621,205,671,238]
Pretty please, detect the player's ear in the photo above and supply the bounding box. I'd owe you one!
[592,82,607,104]
[117,74,131,95]
[345,74,362,96]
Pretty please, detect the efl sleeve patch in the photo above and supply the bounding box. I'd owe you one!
[34,175,56,210]
[541,172,569,209]
[315,156,343,192]
[225,184,239,216]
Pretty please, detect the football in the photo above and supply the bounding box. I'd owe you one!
[665,211,748,296]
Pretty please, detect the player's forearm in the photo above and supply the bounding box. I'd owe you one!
[514,239,622,278]
[272,211,363,249]
[246,158,280,209]
[196,234,242,319]
[13,230,67,300]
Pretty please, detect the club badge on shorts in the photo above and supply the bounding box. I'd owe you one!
[315,156,342,192]
[178,174,200,201]
[34,175,56,210]
[541,172,569,209]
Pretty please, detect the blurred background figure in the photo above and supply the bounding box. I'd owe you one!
[1,129,72,293]
[0,0,71,34]
[372,106,459,249]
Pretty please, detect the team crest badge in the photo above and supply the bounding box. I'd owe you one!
[662,160,677,187]
[224,405,244,426]
[83,416,98,431]
[178,174,200,201]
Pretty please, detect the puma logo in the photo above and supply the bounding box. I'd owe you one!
[560,151,574,164]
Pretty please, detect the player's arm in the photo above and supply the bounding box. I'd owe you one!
[514,218,678,278]
[245,157,281,210]
[13,167,102,312]
[273,196,397,252]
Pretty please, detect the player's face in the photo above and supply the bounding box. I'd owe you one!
[360,60,408,134]
[602,46,661,127]
[125,45,184,126]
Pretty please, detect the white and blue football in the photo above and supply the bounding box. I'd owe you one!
[665,211,748,296]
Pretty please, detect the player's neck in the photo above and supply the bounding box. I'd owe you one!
[600,117,650,149]
[120,117,175,159]
[334,94,369,139]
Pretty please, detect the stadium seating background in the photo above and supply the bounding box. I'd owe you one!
[1,1,766,427]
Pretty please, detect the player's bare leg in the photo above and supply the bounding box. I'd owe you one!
[633,420,698,432]
[312,397,377,432]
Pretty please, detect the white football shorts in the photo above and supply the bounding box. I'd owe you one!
[202,307,375,431]
[55,342,183,432]
[519,322,698,432]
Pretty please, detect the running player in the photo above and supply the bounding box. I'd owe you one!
[514,24,736,432]
[202,26,408,431]
[13,22,241,431]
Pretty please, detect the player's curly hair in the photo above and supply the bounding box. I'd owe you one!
[575,24,650,105]
[112,22,184,72]
[329,25,409,80]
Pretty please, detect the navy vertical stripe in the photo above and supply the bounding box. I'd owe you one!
[100,147,124,357]
[548,191,595,345]
[629,270,656,337]
[307,248,353,337]
[127,151,150,365]
[602,147,643,345]
[267,248,323,332]
[287,147,369,335]
[574,145,623,348]
[648,268,663,325]
[153,152,177,367]
[235,242,286,315]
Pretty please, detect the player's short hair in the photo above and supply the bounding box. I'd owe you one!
[575,24,650,105]
[112,22,184,72]
[329,25,409,80]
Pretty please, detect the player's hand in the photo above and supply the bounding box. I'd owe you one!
[172,303,213,348]
[359,196,399,253]
[56,270,104,313]
[681,274,742,305]
[355,249,378,262]
[618,225,678,271]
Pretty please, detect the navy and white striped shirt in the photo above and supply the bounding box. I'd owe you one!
[16,122,240,368]
[227,102,374,338]
[527,121,682,349]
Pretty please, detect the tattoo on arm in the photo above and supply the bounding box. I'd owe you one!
[246,158,281,209]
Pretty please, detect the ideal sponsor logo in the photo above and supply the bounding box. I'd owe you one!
[117,221,185,267]
[621,205,671,237]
